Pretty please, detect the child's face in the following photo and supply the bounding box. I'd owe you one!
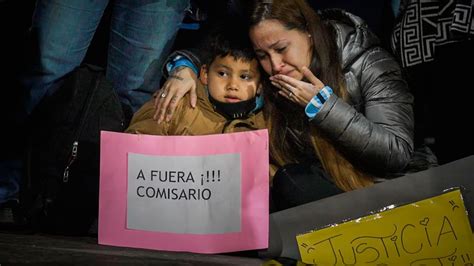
[200,55,261,103]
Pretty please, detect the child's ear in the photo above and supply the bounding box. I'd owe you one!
[199,65,208,85]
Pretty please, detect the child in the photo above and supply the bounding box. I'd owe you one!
[126,24,265,135]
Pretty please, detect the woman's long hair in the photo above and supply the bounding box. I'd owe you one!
[248,0,373,191]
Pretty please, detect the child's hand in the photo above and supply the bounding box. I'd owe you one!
[269,66,325,107]
[153,67,198,123]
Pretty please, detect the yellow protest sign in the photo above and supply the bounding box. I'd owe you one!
[297,189,474,265]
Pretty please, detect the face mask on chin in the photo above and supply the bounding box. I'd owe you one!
[207,88,264,120]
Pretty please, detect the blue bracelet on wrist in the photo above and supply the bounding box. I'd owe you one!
[305,86,333,119]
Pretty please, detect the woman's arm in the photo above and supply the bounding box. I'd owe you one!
[153,49,201,123]
[313,47,414,174]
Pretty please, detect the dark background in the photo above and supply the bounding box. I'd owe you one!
[1,0,471,165]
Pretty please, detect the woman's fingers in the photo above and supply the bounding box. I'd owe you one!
[272,79,306,106]
[271,80,293,97]
[270,76,297,96]
[154,87,169,109]
[189,87,198,109]
[270,67,326,107]
[153,83,171,121]
[153,87,173,123]
[154,82,197,123]
[271,74,302,90]
[163,85,195,122]
[152,67,198,123]
[300,66,324,88]
[278,90,299,102]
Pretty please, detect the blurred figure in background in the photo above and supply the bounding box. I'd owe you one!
[392,0,474,164]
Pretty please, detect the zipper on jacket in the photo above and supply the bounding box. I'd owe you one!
[63,141,78,183]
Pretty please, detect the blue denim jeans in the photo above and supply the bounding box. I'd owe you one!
[4,0,189,204]
[22,0,189,113]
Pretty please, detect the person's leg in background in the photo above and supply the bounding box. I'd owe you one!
[107,0,190,112]
[21,0,109,114]
[0,0,109,221]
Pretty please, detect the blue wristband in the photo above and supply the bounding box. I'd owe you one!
[305,86,333,119]
[166,56,199,76]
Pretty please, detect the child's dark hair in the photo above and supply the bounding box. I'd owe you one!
[202,20,256,66]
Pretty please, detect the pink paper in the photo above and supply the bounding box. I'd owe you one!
[98,130,269,253]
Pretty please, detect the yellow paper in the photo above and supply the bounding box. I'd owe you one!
[297,189,474,265]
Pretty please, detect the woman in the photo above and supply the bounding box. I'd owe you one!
[154,0,414,210]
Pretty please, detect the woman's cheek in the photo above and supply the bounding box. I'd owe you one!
[258,59,272,76]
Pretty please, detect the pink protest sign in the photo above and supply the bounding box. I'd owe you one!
[98,130,269,253]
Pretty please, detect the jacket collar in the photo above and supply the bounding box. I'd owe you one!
[320,9,381,70]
